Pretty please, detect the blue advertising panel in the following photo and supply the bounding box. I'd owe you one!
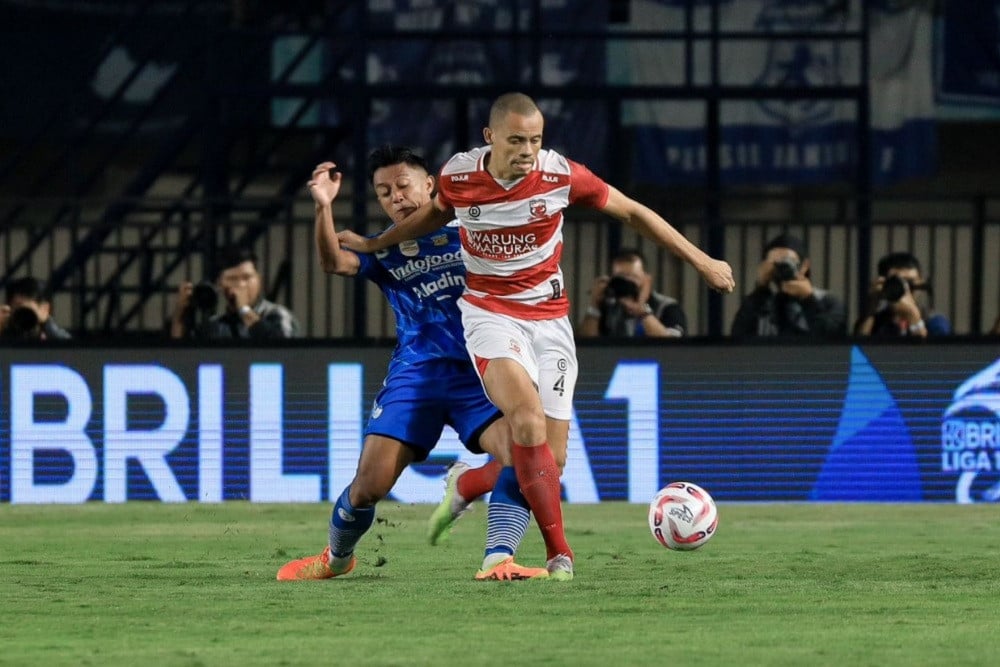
[1,342,998,505]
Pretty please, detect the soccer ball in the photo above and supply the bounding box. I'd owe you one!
[648,482,718,551]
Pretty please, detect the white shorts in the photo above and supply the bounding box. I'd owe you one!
[458,299,578,420]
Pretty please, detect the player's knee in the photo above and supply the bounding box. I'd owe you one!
[507,408,547,445]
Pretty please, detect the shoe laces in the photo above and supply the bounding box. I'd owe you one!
[547,553,573,573]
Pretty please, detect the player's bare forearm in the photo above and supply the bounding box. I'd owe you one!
[341,199,452,253]
[628,205,706,266]
[314,204,360,276]
[602,188,735,293]
[307,161,358,275]
[602,189,695,261]
[638,214,735,294]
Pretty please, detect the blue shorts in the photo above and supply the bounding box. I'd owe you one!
[365,358,501,462]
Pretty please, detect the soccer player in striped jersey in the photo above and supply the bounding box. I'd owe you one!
[277,146,547,582]
[339,93,736,581]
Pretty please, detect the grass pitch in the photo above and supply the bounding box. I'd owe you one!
[1,502,998,666]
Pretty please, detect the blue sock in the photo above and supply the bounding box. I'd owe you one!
[328,486,376,558]
[484,466,531,559]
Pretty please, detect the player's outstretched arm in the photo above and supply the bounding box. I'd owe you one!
[309,162,360,276]
[338,197,454,254]
[601,186,735,294]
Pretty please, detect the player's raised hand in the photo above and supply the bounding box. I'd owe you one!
[308,161,342,208]
[700,258,736,293]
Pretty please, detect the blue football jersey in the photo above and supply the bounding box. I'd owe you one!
[355,222,469,367]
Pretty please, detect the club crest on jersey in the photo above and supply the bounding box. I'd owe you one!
[398,240,420,257]
[529,199,547,218]
[508,339,522,355]
[431,234,448,246]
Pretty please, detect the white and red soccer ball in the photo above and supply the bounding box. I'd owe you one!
[648,482,718,551]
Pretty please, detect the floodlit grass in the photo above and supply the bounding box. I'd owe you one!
[1,502,998,666]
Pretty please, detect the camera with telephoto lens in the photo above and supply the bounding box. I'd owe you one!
[181,281,220,335]
[600,275,642,336]
[771,258,799,284]
[191,281,219,313]
[603,275,640,303]
[881,275,909,303]
[2,306,43,341]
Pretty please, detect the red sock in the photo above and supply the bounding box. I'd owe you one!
[456,459,502,502]
[512,443,572,561]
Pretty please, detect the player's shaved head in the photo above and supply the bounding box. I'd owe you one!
[489,92,541,127]
[483,92,544,180]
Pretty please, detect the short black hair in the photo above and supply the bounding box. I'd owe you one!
[763,233,808,260]
[877,251,921,277]
[367,145,430,183]
[611,248,647,267]
[215,245,258,275]
[5,276,48,304]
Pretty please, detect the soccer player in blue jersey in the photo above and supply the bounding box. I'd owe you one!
[277,146,546,581]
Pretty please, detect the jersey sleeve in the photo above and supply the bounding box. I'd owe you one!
[355,251,374,278]
[568,159,610,209]
[354,237,388,281]
[436,168,455,209]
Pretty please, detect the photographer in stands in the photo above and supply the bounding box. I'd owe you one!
[578,248,687,338]
[731,233,846,339]
[170,245,300,340]
[854,251,950,339]
[0,277,72,342]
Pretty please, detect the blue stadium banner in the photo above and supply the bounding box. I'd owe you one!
[326,0,610,173]
[616,0,936,185]
[936,0,1000,105]
[2,343,999,505]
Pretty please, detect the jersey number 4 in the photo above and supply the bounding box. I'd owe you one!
[552,374,565,397]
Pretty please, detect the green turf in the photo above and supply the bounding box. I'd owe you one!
[1,502,998,666]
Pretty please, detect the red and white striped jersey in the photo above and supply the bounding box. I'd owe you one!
[437,146,610,320]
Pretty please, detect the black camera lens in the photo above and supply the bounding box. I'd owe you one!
[2,307,42,340]
[605,276,640,300]
[881,275,908,302]
[772,259,799,283]
[191,281,219,312]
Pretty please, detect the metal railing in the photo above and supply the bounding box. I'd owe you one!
[2,189,997,338]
